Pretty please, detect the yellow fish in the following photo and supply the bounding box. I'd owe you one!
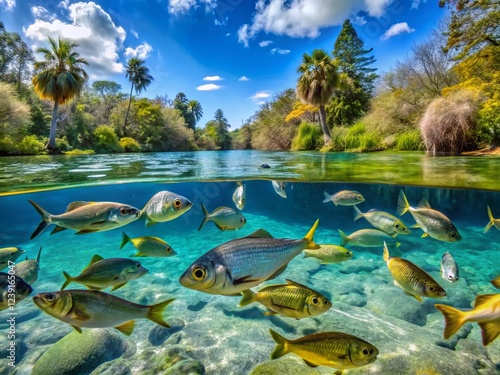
[435,294,500,346]
[303,245,352,264]
[120,232,176,257]
[483,205,500,233]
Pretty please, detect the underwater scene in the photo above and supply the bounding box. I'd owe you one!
[1,156,500,375]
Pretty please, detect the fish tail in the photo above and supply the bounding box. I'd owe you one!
[322,191,333,203]
[338,229,349,246]
[269,329,289,359]
[303,219,320,249]
[483,206,495,233]
[239,289,256,307]
[28,200,52,240]
[147,298,175,328]
[120,232,132,250]
[198,202,210,231]
[383,242,390,262]
[397,190,410,216]
[491,276,500,289]
[36,247,42,266]
[61,271,73,290]
[353,206,363,221]
[434,304,467,339]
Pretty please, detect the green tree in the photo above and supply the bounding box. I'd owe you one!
[124,58,153,137]
[329,19,377,126]
[205,109,231,149]
[296,49,340,145]
[186,99,203,130]
[32,37,88,151]
[91,80,122,123]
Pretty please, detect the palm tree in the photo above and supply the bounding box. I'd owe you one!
[124,58,153,136]
[187,100,203,130]
[32,37,88,150]
[296,49,340,145]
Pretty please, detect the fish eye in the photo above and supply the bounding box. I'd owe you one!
[395,224,400,229]
[136,263,141,268]
[19,288,29,294]
[451,232,457,238]
[192,267,206,281]
[312,297,319,305]
[166,248,172,253]
[345,251,351,256]
[362,348,369,356]
[173,199,182,209]
[429,286,436,292]
[357,196,363,200]
[448,275,453,280]
[45,293,56,302]
[119,207,128,215]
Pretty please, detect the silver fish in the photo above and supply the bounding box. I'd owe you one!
[198,203,246,231]
[232,181,246,210]
[271,181,287,199]
[339,229,400,247]
[353,206,410,236]
[0,247,25,271]
[0,272,33,311]
[15,247,42,285]
[179,220,320,295]
[141,191,192,227]
[29,200,141,239]
[440,251,459,283]
[323,190,364,206]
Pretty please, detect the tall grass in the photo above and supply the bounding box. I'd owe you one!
[395,130,425,151]
[343,123,382,152]
[291,122,322,150]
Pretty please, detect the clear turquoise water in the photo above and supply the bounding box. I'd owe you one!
[1,152,500,374]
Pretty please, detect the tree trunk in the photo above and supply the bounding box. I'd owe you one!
[318,105,332,145]
[46,101,59,150]
[123,84,134,137]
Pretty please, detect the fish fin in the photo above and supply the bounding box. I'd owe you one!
[111,282,127,291]
[410,224,420,228]
[285,279,309,289]
[86,285,104,290]
[147,298,174,328]
[120,232,132,249]
[303,219,320,249]
[90,220,107,227]
[266,264,288,281]
[84,254,104,269]
[71,325,83,333]
[322,191,333,203]
[28,200,52,240]
[395,241,401,247]
[434,304,467,339]
[353,206,364,221]
[36,247,42,266]
[50,225,67,235]
[239,290,256,307]
[474,294,496,308]
[214,222,226,231]
[483,206,495,233]
[75,229,99,235]
[132,252,146,257]
[263,310,278,316]
[269,329,289,359]
[338,229,349,246]
[61,271,73,290]
[66,201,92,211]
[483,222,494,233]
[198,202,210,231]
[71,308,90,321]
[491,277,500,289]
[397,190,410,216]
[145,218,158,227]
[233,275,260,286]
[417,197,431,209]
[421,232,429,238]
[245,229,273,239]
[303,360,318,368]
[389,232,398,238]
[383,242,390,262]
[115,320,135,336]
[404,291,423,302]
[478,321,500,346]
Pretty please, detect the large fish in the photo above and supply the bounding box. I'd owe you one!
[339,229,400,248]
[28,200,141,239]
[179,220,320,295]
[269,329,378,371]
[271,181,287,199]
[397,191,461,242]
[15,247,42,285]
[323,190,364,206]
[0,272,33,311]
[383,242,446,302]
[0,247,25,271]
[303,245,352,264]
[353,206,410,236]
[483,205,500,233]
[198,203,246,231]
[120,232,176,258]
[232,181,246,210]
[33,289,174,335]
[435,293,500,346]
[239,279,331,319]
[141,191,192,227]
[440,251,459,283]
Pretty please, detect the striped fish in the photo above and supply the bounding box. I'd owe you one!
[179,220,320,295]
[383,242,446,302]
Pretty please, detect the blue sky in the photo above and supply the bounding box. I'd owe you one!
[1,0,447,129]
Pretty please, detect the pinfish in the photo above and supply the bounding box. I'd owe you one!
[0,272,33,311]
[323,190,364,206]
[15,247,42,284]
[353,206,410,236]
[120,232,176,258]
[232,181,246,210]
[198,203,246,231]
[0,247,25,271]
[440,251,459,283]
[141,191,192,227]
[339,229,400,248]
[303,245,352,264]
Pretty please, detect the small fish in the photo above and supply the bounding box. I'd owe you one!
[198,203,246,231]
[61,254,149,291]
[271,181,287,198]
[179,220,320,295]
[339,229,400,248]
[29,200,141,239]
[141,191,192,227]
[323,190,364,206]
[435,293,500,346]
[269,329,378,371]
[239,279,331,319]
[383,242,446,302]
[232,181,246,210]
[0,272,33,311]
[15,247,42,285]
[397,191,461,242]
[303,245,352,264]
[483,205,500,233]
[120,232,176,257]
[492,276,500,289]
[33,289,174,335]
[440,252,459,283]
[353,206,410,236]
[0,247,25,271]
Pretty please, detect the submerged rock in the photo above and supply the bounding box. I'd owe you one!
[148,318,185,346]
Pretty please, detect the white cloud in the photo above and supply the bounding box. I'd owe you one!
[124,42,153,59]
[196,83,222,91]
[250,91,271,100]
[238,76,249,81]
[259,40,273,47]
[24,2,126,78]
[381,22,415,40]
[131,29,139,39]
[169,0,217,15]
[30,6,56,21]
[203,75,223,81]
[225,33,231,37]
[0,0,15,11]
[411,0,427,9]
[352,15,366,26]
[237,0,393,45]
[271,48,290,55]
[58,0,70,10]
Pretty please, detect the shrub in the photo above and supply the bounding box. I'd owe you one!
[94,125,122,153]
[395,130,425,151]
[17,135,45,155]
[477,95,500,146]
[119,137,141,152]
[291,122,322,150]
[0,136,18,155]
[56,137,71,152]
[419,90,482,155]
[64,149,95,155]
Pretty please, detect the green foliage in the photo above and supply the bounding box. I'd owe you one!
[0,136,17,155]
[56,137,71,152]
[202,109,231,150]
[94,125,122,153]
[291,122,322,150]
[0,82,30,144]
[64,149,95,155]
[395,130,425,151]
[230,125,252,150]
[124,58,153,137]
[17,135,45,155]
[343,123,381,151]
[119,137,141,152]
[478,95,500,145]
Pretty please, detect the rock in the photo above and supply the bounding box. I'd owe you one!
[129,347,205,375]
[25,324,71,348]
[338,292,366,307]
[163,359,205,375]
[91,360,132,375]
[340,258,380,274]
[148,318,185,346]
[31,329,129,375]
[250,357,324,375]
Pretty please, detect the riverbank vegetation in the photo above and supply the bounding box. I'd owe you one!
[0,1,498,156]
